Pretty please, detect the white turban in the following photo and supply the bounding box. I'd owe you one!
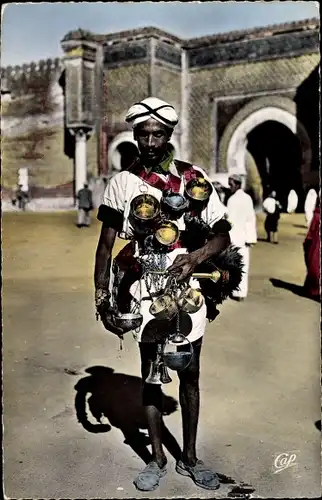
[125,97,178,129]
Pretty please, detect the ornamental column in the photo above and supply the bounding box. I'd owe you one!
[61,29,100,201]
[74,129,87,194]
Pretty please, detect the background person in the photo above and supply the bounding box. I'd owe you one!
[76,183,93,228]
[263,191,282,244]
[11,184,29,211]
[226,174,257,301]
[304,188,318,228]
[303,195,320,301]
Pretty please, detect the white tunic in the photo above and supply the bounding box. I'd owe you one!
[102,162,228,343]
[227,189,257,299]
[287,190,298,214]
[226,189,257,247]
[304,189,318,227]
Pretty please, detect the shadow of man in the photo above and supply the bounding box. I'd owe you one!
[270,278,320,303]
[74,366,182,465]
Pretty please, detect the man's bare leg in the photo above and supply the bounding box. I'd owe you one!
[140,344,167,468]
[177,338,202,465]
[133,343,168,491]
[176,338,220,490]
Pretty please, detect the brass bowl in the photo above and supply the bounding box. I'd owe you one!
[149,294,178,321]
[130,194,160,222]
[112,313,143,332]
[185,177,213,202]
[163,336,193,371]
[177,287,204,314]
[155,220,179,247]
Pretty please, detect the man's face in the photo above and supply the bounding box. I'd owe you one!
[134,118,172,165]
[228,179,240,194]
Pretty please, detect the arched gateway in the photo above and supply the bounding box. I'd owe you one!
[216,96,312,208]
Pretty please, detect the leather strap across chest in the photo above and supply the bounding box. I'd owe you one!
[128,158,203,193]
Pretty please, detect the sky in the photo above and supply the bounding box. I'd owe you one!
[1,1,319,67]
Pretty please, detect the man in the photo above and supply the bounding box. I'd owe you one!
[226,174,257,301]
[263,190,282,244]
[94,97,232,492]
[304,188,318,227]
[76,183,93,228]
[303,194,320,301]
[12,184,29,211]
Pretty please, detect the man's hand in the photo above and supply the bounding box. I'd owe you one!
[95,288,125,338]
[167,254,197,281]
[98,308,125,338]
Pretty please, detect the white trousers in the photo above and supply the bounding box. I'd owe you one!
[232,245,250,298]
[77,209,91,226]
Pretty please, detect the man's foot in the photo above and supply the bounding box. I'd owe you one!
[176,459,220,490]
[133,461,167,491]
[231,296,245,302]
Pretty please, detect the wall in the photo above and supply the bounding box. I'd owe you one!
[104,63,150,123]
[1,58,98,196]
[188,53,320,171]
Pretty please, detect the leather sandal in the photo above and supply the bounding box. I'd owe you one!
[176,459,220,490]
[133,461,167,491]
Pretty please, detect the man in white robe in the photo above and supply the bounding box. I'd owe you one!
[304,188,318,227]
[227,174,257,301]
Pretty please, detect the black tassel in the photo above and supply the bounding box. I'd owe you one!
[195,245,244,306]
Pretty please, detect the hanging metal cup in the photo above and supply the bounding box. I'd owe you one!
[149,293,179,321]
[154,220,180,247]
[163,333,194,371]
[185,177,213,204]
[130,194,160,235]
[161,191,189,220]
[177,287,204,314]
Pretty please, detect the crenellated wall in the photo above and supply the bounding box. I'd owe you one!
[1,56,98,196]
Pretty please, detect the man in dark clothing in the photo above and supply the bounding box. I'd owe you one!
[12,184,29,211]
[76,183,93,228]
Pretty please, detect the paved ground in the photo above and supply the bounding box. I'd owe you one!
[2,211,321,499]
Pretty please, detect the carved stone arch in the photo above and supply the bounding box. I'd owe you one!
[217,96,312,186]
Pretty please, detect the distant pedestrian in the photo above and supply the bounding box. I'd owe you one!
[227,174,257,301]
[303,195,320,301]
[263,191,282,244]
[287,189,298,214]
[12,184,29,211]
[76,183,93,228]
[304,188,318,228]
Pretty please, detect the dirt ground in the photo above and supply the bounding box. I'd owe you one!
[2,211,321,499]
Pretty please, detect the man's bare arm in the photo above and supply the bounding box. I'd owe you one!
[168,231,230,281]
[94,225,117,290]
[94,225,127,336]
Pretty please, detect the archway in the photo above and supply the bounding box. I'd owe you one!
[247,121,303,210]
[217,97,312,211]
[107,131,139,176]
[108,131,181,177]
